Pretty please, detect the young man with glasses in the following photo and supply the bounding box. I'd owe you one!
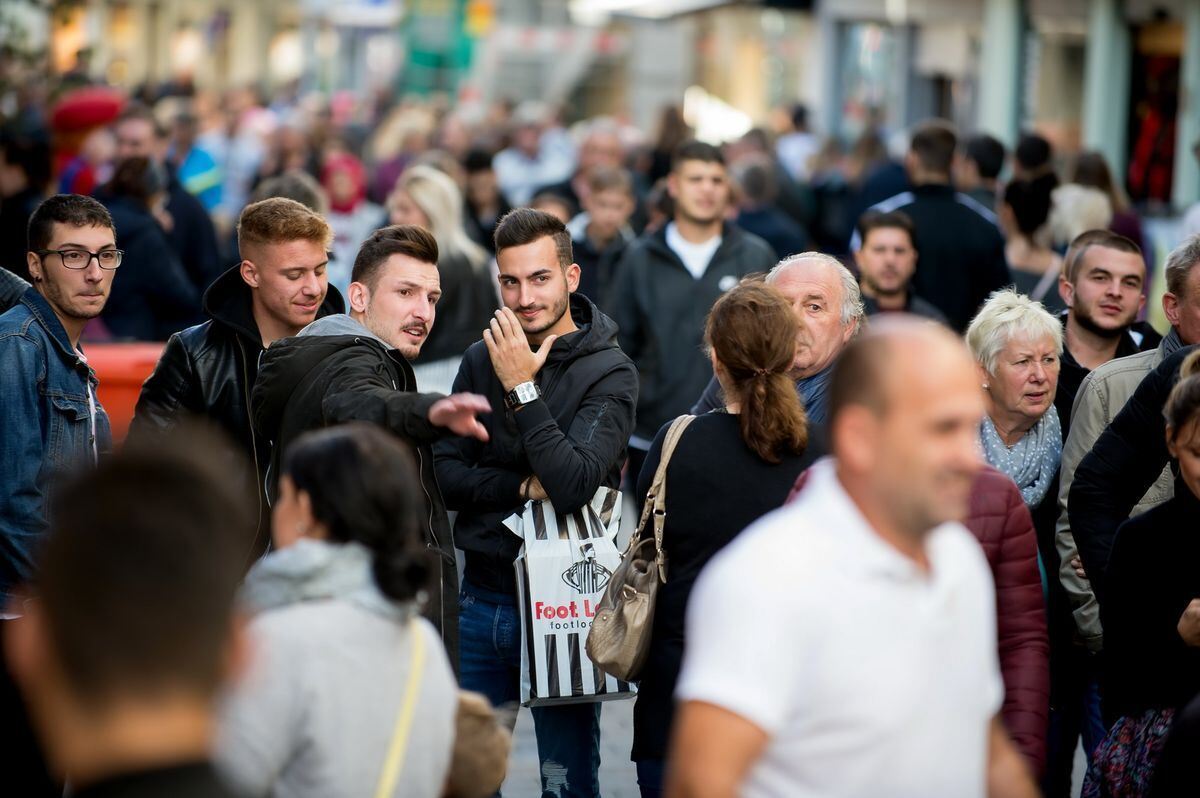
[0,194,118,796]
[0,194,119,604]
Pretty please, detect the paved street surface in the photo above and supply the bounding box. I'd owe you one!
[503,697,639,797]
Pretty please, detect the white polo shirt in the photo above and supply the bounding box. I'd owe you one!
[676,457,1002,798]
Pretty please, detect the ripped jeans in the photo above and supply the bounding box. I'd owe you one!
[459,581,602,798]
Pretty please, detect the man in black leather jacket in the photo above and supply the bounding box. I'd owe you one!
[128,198,343,560]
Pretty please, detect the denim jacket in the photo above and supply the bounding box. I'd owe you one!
[0,288,111,601]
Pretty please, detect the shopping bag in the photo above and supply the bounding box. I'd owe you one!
[505,487,637,707]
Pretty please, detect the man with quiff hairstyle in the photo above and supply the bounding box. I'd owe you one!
[130,197,346,560]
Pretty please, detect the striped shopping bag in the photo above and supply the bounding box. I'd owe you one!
[504,487,636,707]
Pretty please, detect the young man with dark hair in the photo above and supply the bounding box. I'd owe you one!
[0,194,118,795]
[436,208,638,797]
[610,139,776,483]
[5,432,253,798]
[252,224,491,663]
[0,194,117,604]
[854,210,945,322]
[956,134,1006,211]
[129,197,345,557]
[850,120,1009,332]
[106,102,222,292]
[1054,229,1160,435]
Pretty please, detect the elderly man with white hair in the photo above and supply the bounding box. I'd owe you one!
[692,252,865,424]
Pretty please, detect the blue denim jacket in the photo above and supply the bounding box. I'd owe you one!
[0,288,111,602]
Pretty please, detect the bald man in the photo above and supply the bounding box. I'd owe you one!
[667,319,1038,798]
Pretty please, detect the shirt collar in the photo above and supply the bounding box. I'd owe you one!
[799,458,940,581]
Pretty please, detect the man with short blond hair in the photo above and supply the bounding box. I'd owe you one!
[130,197,345,559]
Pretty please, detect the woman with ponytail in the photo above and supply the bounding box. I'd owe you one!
[215,423,459,798]
[629,282,820,797]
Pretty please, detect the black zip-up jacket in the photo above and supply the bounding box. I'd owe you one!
[853,184,1010,332]
[435,294,638,597]
[607,222,775,442]
[128,265,345,558]
[1068,344,1198,602]
[250,314,459,665]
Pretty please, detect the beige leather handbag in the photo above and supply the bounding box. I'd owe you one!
[586,415,694,682]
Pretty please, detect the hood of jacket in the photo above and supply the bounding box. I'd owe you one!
[240,538,413,621]
[201,264,346,345]
[252,316,391,443]
[545,292,622,366]
[0,267,30,315]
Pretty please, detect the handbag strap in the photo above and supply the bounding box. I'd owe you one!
[634,414,695,582]
[373,618,427,798]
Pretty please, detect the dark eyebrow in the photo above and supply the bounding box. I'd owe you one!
[57,242,117,250]
[529,269,554,278]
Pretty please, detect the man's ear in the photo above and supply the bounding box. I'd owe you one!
[26,251,42,283]
[666,172,680,200]
[239,259,259,289]
[565,263,581,294]
[832,405,877,474]
[1163,292,1181,329]
[1058,274,1074,307]
[347,281,370,314]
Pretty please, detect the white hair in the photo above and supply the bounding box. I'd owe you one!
[766,251,865,329]
[966,288,1064,375]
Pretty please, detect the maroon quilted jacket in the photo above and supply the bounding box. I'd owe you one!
[786,464,1049,777]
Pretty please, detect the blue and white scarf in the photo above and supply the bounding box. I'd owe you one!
[980,405,1063,508]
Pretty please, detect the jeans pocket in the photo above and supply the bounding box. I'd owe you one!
[458,591,476,611]
[47,394,90,469]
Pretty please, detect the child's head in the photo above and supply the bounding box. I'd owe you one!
[1165,350,1200,500]
[582,167,634,241]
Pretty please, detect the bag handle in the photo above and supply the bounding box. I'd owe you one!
[372,618,427,798]
[632,415,695,582]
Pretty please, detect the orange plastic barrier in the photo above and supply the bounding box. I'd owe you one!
[87,342,165,443]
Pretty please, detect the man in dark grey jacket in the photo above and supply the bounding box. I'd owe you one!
[608,140,776,483]
[251,225,491,667]
[436,209,637,798]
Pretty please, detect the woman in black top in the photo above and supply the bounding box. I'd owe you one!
[630,282,821,798]
[1084,351,1200,798]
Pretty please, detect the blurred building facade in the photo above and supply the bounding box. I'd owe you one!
[16,0,1200,209]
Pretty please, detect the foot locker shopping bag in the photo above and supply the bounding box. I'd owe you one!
[505,487,636,707]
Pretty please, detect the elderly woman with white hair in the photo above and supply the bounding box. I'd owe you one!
[967,288,1065,510]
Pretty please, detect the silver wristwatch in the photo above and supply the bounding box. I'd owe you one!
[504,380,541,409]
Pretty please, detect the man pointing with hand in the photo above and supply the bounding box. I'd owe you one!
[436,208,638,797]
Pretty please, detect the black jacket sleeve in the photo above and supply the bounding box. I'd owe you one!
[128,332,202,440]
[1068,346,1193,600]
[319,348,445,444]
[514,361,639,513]
[608,248,645,363]
[433,354,526,512]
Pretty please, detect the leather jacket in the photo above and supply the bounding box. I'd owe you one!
[128,265,344,559]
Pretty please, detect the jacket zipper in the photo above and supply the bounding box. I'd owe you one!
[390,343,447,635]
[237,337,266,559]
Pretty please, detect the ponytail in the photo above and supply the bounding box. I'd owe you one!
[706,283,809,463]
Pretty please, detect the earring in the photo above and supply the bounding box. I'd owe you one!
[982,383,989,390]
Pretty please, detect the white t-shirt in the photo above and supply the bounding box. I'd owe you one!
[676,457,1003,798]
[666,222,722,280]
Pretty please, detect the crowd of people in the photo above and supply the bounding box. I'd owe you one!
[2,79,1200,798]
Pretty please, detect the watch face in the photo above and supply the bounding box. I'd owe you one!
[515,383,538,404]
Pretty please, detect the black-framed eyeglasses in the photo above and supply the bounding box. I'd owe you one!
[36,248,124,270]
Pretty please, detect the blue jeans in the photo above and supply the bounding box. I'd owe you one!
[635,759,665,797]
[459,582,602,798]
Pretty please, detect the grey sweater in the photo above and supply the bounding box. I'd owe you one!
[215,541,457,798]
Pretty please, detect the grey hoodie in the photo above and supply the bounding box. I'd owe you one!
[216,539,458,798]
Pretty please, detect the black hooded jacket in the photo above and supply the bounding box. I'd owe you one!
[128,265,345,556]
[607,222,776,442]
[250,314,459,663]
[434,294,638,597]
